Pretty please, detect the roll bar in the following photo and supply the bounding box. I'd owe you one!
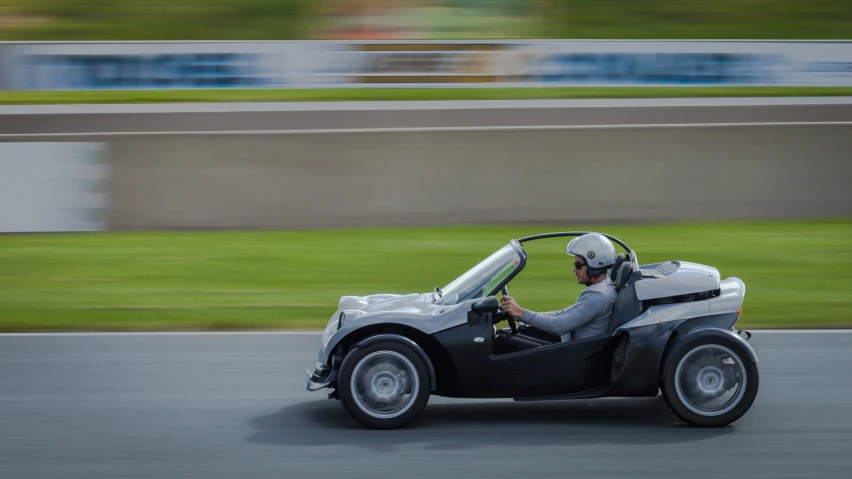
[517,232,639,268]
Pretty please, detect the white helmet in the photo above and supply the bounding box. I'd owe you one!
[566,233,616,273]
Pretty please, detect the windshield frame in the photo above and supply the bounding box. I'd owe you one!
[435,239,527,305]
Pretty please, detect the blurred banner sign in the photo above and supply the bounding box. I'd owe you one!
[2,43,295,90]
[314,43,506,84]
[1,41,851,89]
[19,53,268,89]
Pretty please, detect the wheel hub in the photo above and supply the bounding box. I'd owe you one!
[697,366,724,395]
[369,371,406,401]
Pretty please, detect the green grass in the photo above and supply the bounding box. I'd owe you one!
[0,0,314,41]
[1,220,850,332]
[544,0,852,40]
[4,87,852,105]
[0,1,850,40]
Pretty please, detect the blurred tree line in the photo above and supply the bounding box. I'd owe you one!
[0,0,850,40]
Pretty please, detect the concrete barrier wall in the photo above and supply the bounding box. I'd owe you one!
[105,125,852,229]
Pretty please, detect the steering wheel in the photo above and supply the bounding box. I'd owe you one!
[500,286,518,335]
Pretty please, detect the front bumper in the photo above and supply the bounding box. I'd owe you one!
[305,362,337,392]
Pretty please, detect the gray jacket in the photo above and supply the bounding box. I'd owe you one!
[519,277,618,342]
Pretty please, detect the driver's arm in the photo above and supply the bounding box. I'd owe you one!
[518,291,609,337]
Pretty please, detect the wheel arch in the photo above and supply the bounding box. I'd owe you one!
[608,313,746,397]
[328,323,457,393]
[660,325,758,379]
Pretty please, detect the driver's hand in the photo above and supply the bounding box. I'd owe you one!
[500,295,524,320]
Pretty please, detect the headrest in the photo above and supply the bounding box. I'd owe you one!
[610,253,626,282]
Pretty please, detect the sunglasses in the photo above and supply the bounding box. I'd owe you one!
[573,260,587,269]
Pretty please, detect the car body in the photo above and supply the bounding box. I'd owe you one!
[305,232,758,429]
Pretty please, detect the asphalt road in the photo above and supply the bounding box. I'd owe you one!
[1,332,851,479]
[2,98,852,136]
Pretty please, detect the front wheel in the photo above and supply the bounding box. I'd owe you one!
[662,336,759,427]
[337,340,431,429]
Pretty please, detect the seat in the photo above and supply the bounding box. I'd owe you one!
[609,253,626,283]
[607,256,642,334]
[614,260,632,292]
[607,253,631,292]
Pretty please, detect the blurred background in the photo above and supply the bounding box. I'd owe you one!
[0,1,850,333]
[1,0,851,40]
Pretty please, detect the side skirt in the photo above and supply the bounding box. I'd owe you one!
[512,382,614,402]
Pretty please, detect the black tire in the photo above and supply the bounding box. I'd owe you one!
[661,335,759,427]
[337,340,431,429]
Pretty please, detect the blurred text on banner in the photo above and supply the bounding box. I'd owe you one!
[1,41,851,90]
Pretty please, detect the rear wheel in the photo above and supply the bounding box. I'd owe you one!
[662,336,759,427]
[337,340,431,429]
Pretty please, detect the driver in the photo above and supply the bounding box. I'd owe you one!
[494,233,619,354]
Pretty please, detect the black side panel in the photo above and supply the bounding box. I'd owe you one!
[491,336,617,398]
[606,321,680,397]
[605,313,747,397]
[434,323,618,399]
[432,320,499,397]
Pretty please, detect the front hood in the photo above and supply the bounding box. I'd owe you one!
[320,292,475,361]
[338,292,439,316]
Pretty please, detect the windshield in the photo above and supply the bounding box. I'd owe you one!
[435,243,524,305]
